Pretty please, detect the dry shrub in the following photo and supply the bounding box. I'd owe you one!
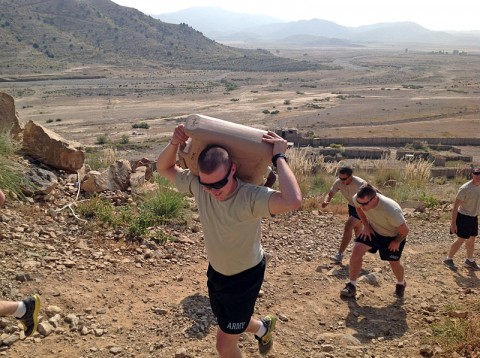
[86,147,117,170]
[302,196,321,210]
[317,159,339,176]
[429,310,480,357]
[403,158,432,184]
[286,147,316,195]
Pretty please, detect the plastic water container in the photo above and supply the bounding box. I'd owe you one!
[177,114,273,185]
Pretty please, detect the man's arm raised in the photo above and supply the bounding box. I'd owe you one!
[262,131,302,215]
[156,124,189,184]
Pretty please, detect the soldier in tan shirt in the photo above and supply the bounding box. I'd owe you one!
[340,183,409,299]
[443,167,480,271]
[322,166,367,263]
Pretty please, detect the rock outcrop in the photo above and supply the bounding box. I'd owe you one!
[22,120,85,174]
[0,92,23,137]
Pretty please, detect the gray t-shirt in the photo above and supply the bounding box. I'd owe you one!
[176,169,274,276]
[353,193,405,237]
[330,176,367,206]
[456,180,480,217]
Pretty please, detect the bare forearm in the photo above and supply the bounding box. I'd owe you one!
[394,223,409,243]
[277,159,302,206]
[357,208,369,227]
[393,233,407,243]
[156,142,180,182]
[451,201,461,224]
[323,192,333,204]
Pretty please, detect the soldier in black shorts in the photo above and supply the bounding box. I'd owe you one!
[443,167,480,271]
[157,125,302,357]
[340,184,409,298]
[322,167,367,263]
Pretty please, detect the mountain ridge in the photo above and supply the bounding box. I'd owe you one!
[0,0,317,74]
[155,7,480,48]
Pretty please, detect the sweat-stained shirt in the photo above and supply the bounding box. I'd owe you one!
[456,180,480,217]
[176,169,274,276]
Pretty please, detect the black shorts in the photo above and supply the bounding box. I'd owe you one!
[207,256,265,335]
[455,212,478,239]
[355,231,406,261]
[348,204,360,220]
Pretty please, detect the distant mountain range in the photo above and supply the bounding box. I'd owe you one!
[154,7,480,48]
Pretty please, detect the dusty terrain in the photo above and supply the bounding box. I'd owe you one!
[1,186,479,358]
[1,47,480,358]
[1,47,480,161]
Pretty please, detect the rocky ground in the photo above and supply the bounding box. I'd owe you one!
[1,175,479,358]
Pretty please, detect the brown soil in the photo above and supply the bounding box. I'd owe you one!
[2,199,479,358]
[1,47,480,357]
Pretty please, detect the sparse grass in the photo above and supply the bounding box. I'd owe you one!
[119,134,130,145]
[85,147,116,171]
[76,175,187,242]
[427,304,480,356]
[0,132,34,200]
[290,150,456,209]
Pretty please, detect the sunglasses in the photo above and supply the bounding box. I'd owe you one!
[357,195,375,206]
[473,172,480,176]
[339,176,350,181]
[199,163,232,190]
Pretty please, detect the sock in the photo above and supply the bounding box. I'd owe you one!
[397,281,405,286]
[14,301,26,318]
[467,258,475,262]
[349,281,357,287]
[255,323,267,338]
[446,256,452,260]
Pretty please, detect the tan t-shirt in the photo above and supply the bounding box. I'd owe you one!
[330,176,367,206]
[176,169,274,276]
[456,180,480,217]
[353,193,405,237]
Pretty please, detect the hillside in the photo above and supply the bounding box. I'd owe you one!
[0,0,316,74]
[1,179,479,357]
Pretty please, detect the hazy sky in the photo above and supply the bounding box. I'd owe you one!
[112,0,479,32]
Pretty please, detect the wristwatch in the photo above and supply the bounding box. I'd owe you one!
[272,153,289,167]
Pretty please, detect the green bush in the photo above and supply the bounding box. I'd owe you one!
[96,134,108,145]
[419,192,440,208]
[132,122,150,129]
[0,132,33,199]
[119,134,130,144]
[76,196,118,226]
[77,176,186,242]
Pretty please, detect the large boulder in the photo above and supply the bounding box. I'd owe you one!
[108,159,131,191]
[80,171,109,193]
[0,92,23,137]
[80,160,131,193]
[22,120,85,173]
